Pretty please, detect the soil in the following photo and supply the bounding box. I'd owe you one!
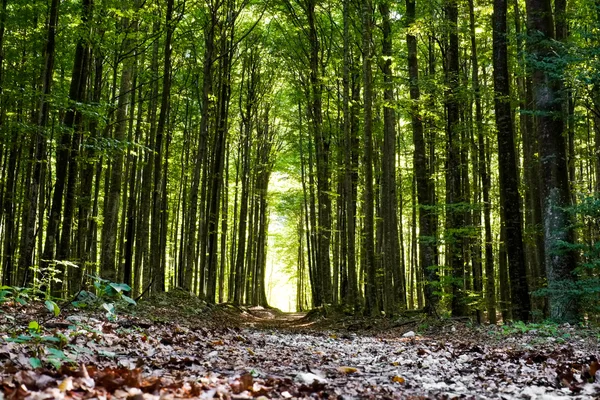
[1,290,599,399]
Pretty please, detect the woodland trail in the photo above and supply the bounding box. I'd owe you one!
[1,297,600,399]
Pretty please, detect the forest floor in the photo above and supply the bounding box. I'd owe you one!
[1,289,600,399]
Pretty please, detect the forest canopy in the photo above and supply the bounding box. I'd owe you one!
[0,0,599,323]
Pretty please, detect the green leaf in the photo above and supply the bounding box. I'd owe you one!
[28,321,40,333]
[109,282,132,293]
[45,300,60,317]
[99,349,117,358]
[47,358,62,369]
[121,295,136,305]
[47,348,66,359]
[29,357,42,369]
[71,301,88,308]
[4,335,32,343]
[102,303,115,314]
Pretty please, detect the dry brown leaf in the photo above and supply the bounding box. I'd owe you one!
[58,377,74,392]
[590,361,599,378]
[240,373,253,391]
[392,375,405,384]
[337,366,359,374]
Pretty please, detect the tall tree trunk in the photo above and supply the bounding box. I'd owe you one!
[150,0,174,293]
[184,13,216,292]
[515,0,545,309]
[444,0,466,317]
[379,0,404,313]
[307,0,332,305]
[101,12,137,283]
[493,0,531,321]
[362,0,378,316]
[467,0,484,323]
[206,14,234,302]
[56,0,92,293]
[342,0,359,310]
[18,0,59,285]
[407,0,438,315]
[525,0,578,322]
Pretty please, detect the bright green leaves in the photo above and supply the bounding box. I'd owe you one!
[45,300,61,317]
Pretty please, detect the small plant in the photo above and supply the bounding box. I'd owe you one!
[4,321,75,369]
[72,275,136,320]
[498,320,560,337]
[0,285,36,305]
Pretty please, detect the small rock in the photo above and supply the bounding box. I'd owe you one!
[297,372,327,385]
[402,331,415,338]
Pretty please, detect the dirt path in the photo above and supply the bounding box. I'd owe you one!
[2,301,600,399]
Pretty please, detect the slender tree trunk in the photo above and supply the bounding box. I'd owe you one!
[342,0,359,310]
[407,0,438,314]
[101,12,137,283]
[206,15,234,302]
[307,0,332,305]
[150,0,174,293]
[362,0,378,316]
[493,0,531,321]
[184,13,215,292]
[18,0,59,285]
[379,1,404,313]
[444,0,466,316]
[467,0,484,322]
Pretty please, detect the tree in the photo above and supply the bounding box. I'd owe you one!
[406,0,439,315]
[525,0,578,322]
[493,0,531,321]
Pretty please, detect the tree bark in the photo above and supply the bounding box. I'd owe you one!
[379,0,404,313]
[444,0,466,317]
[18,0,59,285]
[525,0,578,322]
[101,11,137,283]
[407,0,438,315]
[493,0,531,321]
[362,0,378,316]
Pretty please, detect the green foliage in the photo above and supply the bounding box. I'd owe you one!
[500,321,557,336]
[4,322,74,369]
[0,285,35,306]
[72,275,136,320]
[32,261,69,299]
[534,195,600,319]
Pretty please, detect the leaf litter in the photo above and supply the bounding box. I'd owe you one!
[1,295,599,399]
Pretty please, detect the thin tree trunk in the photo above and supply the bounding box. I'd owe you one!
[407,0,438,315]
[362,0,378,316]
[445,0,466,317]
[379,0,404,313]
[493,0,531,321]
[101,12,137,283]
[150,0,174,293]
[18,0,59,285]
[342,0,359,310]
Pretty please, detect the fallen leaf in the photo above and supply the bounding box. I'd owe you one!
[58,377,73,392]
[337,366,359,374]
[240,373,253,391]
[392,375,405,384]
[590,361,599,378]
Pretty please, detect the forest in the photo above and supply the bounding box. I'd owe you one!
[0,0,600,327]
[2,0,600,397]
